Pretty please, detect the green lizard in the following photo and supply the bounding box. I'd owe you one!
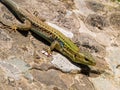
[0,0,96,66]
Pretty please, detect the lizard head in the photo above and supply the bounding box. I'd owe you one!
[74,52,96,66]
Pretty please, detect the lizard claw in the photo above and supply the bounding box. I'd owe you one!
[10,24,17,32]
[42,48,52,57]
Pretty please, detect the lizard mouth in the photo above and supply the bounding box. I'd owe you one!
[83,58,96,66]
[89,61,96,66]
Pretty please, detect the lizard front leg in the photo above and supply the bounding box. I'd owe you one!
[44,40,63,56]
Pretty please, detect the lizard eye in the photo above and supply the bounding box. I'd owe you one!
[85,58,89,62]
[74,54,77,57]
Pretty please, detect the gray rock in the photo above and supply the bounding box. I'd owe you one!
[70,76,95,90]
[24,71,34,83]
[0,0,120,90]
[7,57,31,73]
[106,47,120,77]
[85,14,108,32]
[109,13,120,30]
[90,76,120,90]
[32,69,67,89]
[76,33,106,57]
[0,57,31,80]
[51,54,81,73]
[0,29,13,49]
[85,1,105,12]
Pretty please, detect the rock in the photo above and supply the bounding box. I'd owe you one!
[0,29,13,49]
[47,22,74,38]
[0,68,6,83]
[90,76,120,90]
[70,75,95,90]
[109,13,120,30]
[51,53,81,73]
[85,1,105,12]
[95,33,113,46]
[32,69,95,90]
[74,0,94,16]
[76,33,106,55]
[106,47,120,77]
[23,72,34,83]
[0,57,31,80]
[7,77,16,87]
[7,57,31,73]
[31,62,52,71]
[32,69,67,89]
[0,0,120,90]
[85,14,108,32]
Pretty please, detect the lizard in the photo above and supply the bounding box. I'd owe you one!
[0,0,96,66]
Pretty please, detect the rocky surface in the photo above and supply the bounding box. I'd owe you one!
[0,0,120,90]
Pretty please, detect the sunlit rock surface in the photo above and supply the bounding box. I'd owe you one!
[0,0,120,90]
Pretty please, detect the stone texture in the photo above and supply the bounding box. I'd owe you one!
[109,13,120,30]
[32,69,95,90]
[85,1,105,12]
[32,69,67,90]
[51,54,81,73]
[0,0,120,90]
[0,29,13,49]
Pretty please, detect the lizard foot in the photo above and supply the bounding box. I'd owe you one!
[42,47,52,57]
[10,24,18,32]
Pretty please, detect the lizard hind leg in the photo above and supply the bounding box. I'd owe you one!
[0,16,31,32]
[12,19,32,31]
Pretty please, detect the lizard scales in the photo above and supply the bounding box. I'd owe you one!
[0,0,96,66]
